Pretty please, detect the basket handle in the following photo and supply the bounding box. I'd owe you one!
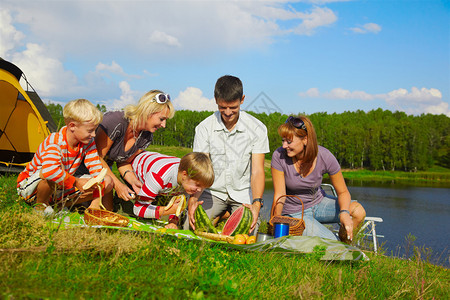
[270,194,304,220]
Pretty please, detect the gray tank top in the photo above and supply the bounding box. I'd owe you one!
[99,111,153,165]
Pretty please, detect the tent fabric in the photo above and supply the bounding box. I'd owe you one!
[52,212,368,261]
[0,59,55,171]
[27,91,57,132]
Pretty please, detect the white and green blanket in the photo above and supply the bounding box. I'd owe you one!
[52,212,368,262]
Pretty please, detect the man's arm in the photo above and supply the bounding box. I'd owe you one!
[248,153,265,233]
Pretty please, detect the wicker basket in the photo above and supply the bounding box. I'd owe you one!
[269,195,305,236]
[84,208,129,227]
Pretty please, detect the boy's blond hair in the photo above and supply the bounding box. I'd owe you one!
[63,99,103,125]
[179,152,214,187]
[124,89,175,133]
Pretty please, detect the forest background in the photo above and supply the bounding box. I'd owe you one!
[46,103,449,172]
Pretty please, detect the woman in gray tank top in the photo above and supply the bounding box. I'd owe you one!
[95,90,175,204]
[271,115,366,243]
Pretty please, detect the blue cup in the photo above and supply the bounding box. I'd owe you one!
[274,222,290,238]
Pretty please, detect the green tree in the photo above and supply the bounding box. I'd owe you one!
[46,102,64,129]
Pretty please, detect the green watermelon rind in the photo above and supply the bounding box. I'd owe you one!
[221,206,253,236]
[194,205,218,234]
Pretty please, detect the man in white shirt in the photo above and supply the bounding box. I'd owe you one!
[187,75,269,234]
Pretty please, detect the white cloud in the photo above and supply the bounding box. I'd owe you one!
[385,87,442,105]
[1,9,140,101]
[2,1,341,57]
[11,43,79,97]
[110,81,142,110]
[292,7,338,35]
[299,87,449,116]
[385,87,447,115]
[96,61,126,75]
[0,9,25,56]
[0,1,345,106]
[299,87,321,98]
[173,87,216,112]
[350,23,382,34]
[325,88,375,101]
[308,0,352,4]
[149,30,181,47]
[95,61,141,80]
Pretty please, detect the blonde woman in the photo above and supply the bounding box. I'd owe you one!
[271,115,366,243]
[94,90,175,203]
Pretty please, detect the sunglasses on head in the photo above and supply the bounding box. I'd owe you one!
[152,93,171,104]
[286,116,307,132]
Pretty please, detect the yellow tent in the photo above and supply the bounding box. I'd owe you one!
[0,59,56,172]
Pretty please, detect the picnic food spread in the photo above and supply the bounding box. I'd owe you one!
[193,205,254,243]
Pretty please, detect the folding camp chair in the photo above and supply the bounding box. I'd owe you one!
[321,183,384,253]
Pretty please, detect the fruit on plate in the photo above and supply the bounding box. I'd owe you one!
[194,230,233,243]
[232,234,247,244]
[246,236,257,244]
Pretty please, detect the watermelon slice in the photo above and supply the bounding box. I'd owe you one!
[221,206,253,236]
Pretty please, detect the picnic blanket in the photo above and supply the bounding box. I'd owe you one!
[52,211,368,262]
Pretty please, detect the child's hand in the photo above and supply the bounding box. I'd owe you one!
[126,175,142,194]
[188,200,203,230]
[75,177,90,192]
[164,223,178,230]
[163,198,181,215]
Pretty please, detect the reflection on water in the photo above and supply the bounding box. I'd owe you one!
[260,182,450,267]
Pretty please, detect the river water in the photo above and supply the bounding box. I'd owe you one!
[259,182,450,267]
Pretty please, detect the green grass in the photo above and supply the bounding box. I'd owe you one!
[1,172,449,299]
[340,169,450,186]
[147,144,192,158]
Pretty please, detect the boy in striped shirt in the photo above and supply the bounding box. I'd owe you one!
[124,151,214,228]
[17,99,114,214]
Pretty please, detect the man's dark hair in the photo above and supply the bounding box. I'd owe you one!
[214,75,243,102]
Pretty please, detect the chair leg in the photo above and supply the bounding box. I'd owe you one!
[371,221,378,253]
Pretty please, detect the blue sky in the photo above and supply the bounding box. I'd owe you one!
[1,0,449,116]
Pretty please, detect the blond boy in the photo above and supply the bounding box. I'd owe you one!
[17,99,113,214]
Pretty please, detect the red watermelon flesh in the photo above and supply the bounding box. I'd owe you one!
[221,206,253,236]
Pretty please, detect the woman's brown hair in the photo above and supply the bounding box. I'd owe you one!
[277,115,318,177]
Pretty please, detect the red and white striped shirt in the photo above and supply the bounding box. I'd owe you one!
[132,151,181,202]
[17,126,103,189]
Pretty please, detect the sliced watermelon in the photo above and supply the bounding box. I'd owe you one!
[221,206,253,236]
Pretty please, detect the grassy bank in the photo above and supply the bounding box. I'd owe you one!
[1,172,449,299]
[147,145,450,186]
[339,167,450,187]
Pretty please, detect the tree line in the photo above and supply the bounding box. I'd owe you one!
[46,103,449,171]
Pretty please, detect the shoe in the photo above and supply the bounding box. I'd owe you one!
[34,203,54,217]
